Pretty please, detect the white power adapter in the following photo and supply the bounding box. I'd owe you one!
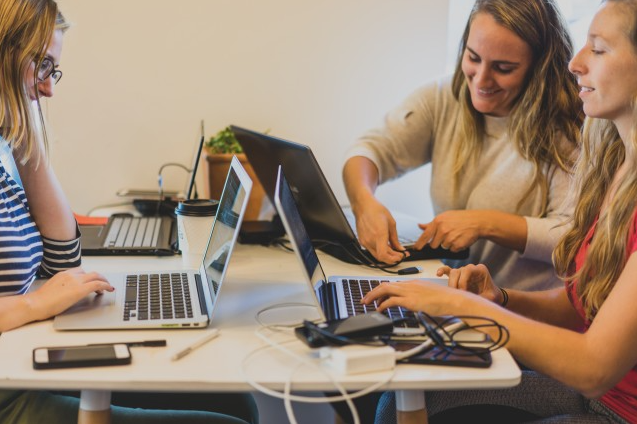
[324,345,396,375]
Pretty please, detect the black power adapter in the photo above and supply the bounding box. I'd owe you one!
[295,313,394,348]
[238,219,285,245]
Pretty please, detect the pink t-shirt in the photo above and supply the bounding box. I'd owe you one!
[567,212,637,422]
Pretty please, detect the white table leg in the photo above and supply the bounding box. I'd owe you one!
[396,390,428,424]
[78,390,112,424]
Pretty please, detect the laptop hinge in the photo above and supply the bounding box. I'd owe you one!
[317,281,340,320]
[194,273,208,317]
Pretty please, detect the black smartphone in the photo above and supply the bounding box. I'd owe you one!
[390,341,492,368]
[33,344,131,369]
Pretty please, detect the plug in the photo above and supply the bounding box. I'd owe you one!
[325,345,396,375]
[398,266,422,275]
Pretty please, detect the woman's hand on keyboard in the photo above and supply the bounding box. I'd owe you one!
[26,268,114,321]
[361,279,463,316]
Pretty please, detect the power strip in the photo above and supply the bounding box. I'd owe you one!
[323,345,396,375]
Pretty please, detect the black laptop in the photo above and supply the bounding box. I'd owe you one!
[80,134,206,256]
[232,125,468,264]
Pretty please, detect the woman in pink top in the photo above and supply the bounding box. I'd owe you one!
[365,1,637,422]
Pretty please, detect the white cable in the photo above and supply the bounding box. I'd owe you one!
[244,327,395,402]
[244,328,390,424]
[283,364,299,424]
[254,302,317,329]
[394,338,433,361]
[243,304,400,424]
[282,361,360,424]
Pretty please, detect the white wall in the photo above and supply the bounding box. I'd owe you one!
[47,0,449,221]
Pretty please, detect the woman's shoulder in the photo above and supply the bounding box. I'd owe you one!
[399,75,460,119]
[407,76,456,100]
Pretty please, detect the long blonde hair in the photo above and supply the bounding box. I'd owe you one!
[0,0,59,161]
[451,0,583,215]
[554,0,637,321]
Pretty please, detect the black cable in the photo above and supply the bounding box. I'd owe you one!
[270,238,294,252]
[301,320,388,347]
[416,311,510,358]
[310,238,408,274]
[155,162,192,216]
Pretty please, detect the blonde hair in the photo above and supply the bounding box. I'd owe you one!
[0,0,59,161]
[554,0,637,321]
[451,0,583,215]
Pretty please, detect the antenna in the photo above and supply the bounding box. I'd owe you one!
[186,120,205,200]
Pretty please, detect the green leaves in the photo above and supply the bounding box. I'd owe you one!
[205,126,243,154]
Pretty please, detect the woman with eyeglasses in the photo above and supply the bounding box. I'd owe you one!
[0,1,256,423]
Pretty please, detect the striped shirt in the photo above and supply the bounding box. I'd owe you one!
[0,154,81,296]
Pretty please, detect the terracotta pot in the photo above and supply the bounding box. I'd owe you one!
[203,152,266,221]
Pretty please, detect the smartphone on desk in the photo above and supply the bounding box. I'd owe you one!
[390,341,492,368]
[33,344,131,370]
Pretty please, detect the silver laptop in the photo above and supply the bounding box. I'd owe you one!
[274,166,448,336]
[54,156,252,330]
[80,132,207,256]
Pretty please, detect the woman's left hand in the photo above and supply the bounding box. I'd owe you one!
[26,268,114,321]
[437,264,502,304]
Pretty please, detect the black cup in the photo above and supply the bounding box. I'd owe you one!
[174,199,219,217]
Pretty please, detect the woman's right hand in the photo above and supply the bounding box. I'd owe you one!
[353,196,406,264]
[25,268,114,321]
[437,264,503,304]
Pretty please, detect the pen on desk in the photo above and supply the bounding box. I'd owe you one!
[88,340,167,348]
[171,329,220,361]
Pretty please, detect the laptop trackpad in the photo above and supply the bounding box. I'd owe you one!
[65,291,115,312]
[79,225,105,248]
[54,291,118,330]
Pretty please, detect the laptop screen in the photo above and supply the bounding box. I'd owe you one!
[232,125,356,244]
[201,157,252,312]
[274,166,328,320]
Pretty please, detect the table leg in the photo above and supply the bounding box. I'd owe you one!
[396,390,428,424]
[78,390,112,424]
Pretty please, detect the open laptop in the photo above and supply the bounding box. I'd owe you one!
[273,166,449,336]
[54,156,252,330]
[80,133,206,256]
[232,125,469,264]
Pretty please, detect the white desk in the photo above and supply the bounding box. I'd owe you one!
[0,244,521,423]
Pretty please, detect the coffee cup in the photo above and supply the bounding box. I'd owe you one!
[175,199,219,267]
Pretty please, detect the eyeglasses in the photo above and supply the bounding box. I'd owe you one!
[36,57,62,85]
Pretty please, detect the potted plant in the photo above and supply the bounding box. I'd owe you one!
[203,126,266,220]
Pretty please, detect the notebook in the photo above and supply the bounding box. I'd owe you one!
[232,125,469,264]
[54,156,252,330]
[273,166,451,336]
[80,134,206,256]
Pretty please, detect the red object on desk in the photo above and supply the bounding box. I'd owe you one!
[74,213,108,226]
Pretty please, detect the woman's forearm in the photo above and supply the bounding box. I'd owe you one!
[456,293,618,398]
[503,287,583,329]
[343,156,380,212]
[478,210,527,252]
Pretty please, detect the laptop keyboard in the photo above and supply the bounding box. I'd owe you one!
[104,216,162,248]
[341,279,419,328]
[123,273,194,321]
